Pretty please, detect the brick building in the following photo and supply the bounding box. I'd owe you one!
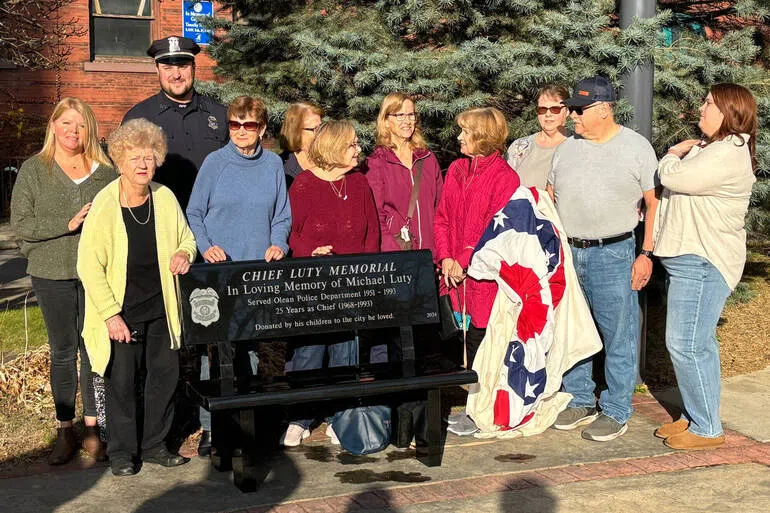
[0,1,229,151]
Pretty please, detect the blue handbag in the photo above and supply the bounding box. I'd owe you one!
[331,405,392,455]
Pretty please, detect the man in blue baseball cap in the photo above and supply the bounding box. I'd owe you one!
[546,75,659,442]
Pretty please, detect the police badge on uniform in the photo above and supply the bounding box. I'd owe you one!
[208,116,218,130]
[189,287,220,327]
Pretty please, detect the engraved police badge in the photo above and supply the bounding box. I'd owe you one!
[208,115,218,130]
[168,36,181,54]
[189,287,220,327]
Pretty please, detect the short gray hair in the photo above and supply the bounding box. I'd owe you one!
[108,118,168,168]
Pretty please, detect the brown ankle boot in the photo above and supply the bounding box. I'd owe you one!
[82,426,106,462]
[48,427,77,465]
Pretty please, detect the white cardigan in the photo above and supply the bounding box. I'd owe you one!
[654,135,755,290]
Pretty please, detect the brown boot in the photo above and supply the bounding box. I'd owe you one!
[48,427,77,465]
[654,418,689,439]
[82,426,107,462]
[664,430,725,450]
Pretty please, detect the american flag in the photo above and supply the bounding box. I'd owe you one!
[467,187,566,429]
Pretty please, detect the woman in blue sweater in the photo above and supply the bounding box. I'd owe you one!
[186,95,292,454]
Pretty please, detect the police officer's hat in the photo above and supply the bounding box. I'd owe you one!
[147,36,200,64]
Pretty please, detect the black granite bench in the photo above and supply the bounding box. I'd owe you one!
[178,251,477,493]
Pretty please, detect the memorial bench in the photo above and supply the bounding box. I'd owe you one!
[178,250,478,493]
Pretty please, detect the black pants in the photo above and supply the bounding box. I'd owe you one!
[104,316,178,461]
[31,276,96,421]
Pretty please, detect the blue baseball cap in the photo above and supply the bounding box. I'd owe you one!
[562,76,617,107]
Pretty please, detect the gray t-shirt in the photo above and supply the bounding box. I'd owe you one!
[548,126,657,239]
[517,142,557,190]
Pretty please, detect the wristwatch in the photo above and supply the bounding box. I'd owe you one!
[639,249,654,258]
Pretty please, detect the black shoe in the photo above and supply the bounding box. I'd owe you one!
[110,460,137,476]
[143,447,190,467]
[197,430,212,457]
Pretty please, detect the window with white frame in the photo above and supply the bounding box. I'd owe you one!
[90,0,155,57]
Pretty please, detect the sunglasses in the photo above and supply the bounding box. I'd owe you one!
[228,120,260,131]
[536,106,565,115]
[302,125,321,133]
[567,103,601,116]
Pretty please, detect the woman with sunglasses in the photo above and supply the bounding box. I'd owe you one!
[186,95,291,451]
[653,83,757,450]
[280,102,324,187]
[506,84,570,190]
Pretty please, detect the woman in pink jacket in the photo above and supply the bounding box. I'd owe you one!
[364,92,443,256]
[434,107,520,435]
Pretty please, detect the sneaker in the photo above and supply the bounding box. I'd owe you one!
[280,424,311,447]
[447,412,467,425]
[326,424,340,445]
[552,406,599,430]
[581,414,628,442]
[447,415,478,436]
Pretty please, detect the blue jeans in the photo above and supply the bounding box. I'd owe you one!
[562,237,639,424]
[199,350,259,432]
[660,254,730,438]
[290,333,359,430]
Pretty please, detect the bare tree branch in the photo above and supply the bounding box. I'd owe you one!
[0,0,86,69]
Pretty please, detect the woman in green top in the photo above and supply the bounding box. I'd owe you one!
[10,97,115,465]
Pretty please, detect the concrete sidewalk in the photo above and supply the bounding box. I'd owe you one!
[1,367,769,513]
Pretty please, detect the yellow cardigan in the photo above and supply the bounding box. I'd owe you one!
[77,178,196,376]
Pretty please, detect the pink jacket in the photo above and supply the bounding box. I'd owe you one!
[434,152,520,328]
[364,146,443,257]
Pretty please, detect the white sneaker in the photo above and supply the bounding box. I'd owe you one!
[326,424,340,445]
[280,424,310,447]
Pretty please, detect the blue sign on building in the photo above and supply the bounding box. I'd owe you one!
[183,1,214,45]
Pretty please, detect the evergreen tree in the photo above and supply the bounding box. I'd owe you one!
[202,0,770,234]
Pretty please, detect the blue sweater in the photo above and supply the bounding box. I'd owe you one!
[187,141,291,261]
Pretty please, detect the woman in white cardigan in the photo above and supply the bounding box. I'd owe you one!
[653,83,757,450]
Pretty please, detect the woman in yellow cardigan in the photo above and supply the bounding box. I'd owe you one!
[77,118,196,476]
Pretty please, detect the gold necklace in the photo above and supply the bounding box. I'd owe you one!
[122,187,152,225]
[329,175,347,200]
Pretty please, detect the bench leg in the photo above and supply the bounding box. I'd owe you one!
[425,388,443,466]
[232,409,259,493]
[210,410,235,472]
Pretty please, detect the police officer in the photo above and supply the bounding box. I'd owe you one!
[123,36,228,209]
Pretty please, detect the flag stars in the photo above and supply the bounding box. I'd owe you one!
[493,210,508,230]
[524,377,539,398]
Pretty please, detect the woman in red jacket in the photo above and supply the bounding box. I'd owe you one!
[281,120,380,447]
[434,107,521,435]
[364,92,443,256]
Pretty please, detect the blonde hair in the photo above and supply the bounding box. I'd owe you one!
[38,97,111,170]
[280,102,325,153]
[107,118,168,169]
[456,107,508,156]
[374,92,427,150]
[308,121,356,171]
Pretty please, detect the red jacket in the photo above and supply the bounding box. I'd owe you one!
[364,146,443,258]
[434,152,520,328]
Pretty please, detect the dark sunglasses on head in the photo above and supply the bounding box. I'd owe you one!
[536,106,565,115]
[302,126,321,133]
[567,103,600,116]
[228,120,260,131]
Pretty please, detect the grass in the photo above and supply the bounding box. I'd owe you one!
[725,281,758,306]
[0,305,48,361]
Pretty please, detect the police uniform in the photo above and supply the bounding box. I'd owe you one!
[122,36,227,209]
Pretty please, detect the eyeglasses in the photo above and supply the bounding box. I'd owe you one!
[349,141,361,150]
[228,120,260,131]
[567,103,601,116]
[388,112,417,122]
[302,125,321,133]
[536,106,565,115]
